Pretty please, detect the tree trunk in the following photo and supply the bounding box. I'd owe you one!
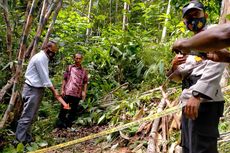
[0,0,62,129]
[122,2,129,31]
[219,0,230,24]
[42,0,62,48]
[115,0,118,23]
[0,77,14,103]
[161,0,171,42]
[219,0,230,88]
[30,0,59,58]
[2,0,13,61]
[109,0,112,24]
[0,91,18,128]
[86,0,93,42]
[0,0,37,129]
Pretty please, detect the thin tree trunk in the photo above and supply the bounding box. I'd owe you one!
[0,0,37,129]
[0,0,32,108]
[86,0,92,42]
[0,90,18,128]
[0,77,14,103]
[42,0,62,48]
[30,0,59,58]
[115,0,118,23]
[122,2,129,31]
[219,0,230,88]
[161,0,171,42]
[1,0,13,61]
[219,0,230,24]
[109,0,112,24]
[26,0,60,58]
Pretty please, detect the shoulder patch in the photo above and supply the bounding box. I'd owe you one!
[194,56,202,62]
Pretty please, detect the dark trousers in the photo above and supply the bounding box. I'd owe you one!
[181,102,224,153]
[57,95,81,128]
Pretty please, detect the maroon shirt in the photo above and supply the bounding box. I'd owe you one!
[64,65,88,98]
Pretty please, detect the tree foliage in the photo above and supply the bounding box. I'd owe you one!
[0,0,229,152]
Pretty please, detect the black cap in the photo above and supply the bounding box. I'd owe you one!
[182,1,205,17]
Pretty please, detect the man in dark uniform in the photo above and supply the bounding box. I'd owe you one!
[168,1,225,153]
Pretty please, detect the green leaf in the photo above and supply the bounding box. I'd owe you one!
[98,114,106,124]
[16,143,24,153]
[28,142,39,151]
[38,141,48,147]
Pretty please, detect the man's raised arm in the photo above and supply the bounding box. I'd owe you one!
[172,23,230,53]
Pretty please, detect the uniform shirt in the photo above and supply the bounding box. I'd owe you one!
[177,55,226,102]
[25,51,53,87]
[64,65,88,98]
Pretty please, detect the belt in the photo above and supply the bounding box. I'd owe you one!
[25,83,44,89]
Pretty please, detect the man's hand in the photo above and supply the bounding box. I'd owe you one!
[206,49,230,63]
[184,96,201,120]
[61,90,65,97]
[56,96,71,110]
[63,103,70,110]
[172,39,191,55]
[172,54,187,71]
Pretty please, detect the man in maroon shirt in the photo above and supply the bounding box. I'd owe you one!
[57,53,88,128]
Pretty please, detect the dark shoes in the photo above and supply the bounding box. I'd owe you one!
[56,120,73,129]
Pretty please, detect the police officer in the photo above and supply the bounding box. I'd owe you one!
[168,1,225,153]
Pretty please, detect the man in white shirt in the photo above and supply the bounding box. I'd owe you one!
[15,41,69,144]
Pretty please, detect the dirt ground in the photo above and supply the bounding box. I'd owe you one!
[49,125,133,153]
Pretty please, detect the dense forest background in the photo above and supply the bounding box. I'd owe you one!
[0,0,229,152]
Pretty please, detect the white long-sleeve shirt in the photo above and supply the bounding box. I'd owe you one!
[25,51,53,87]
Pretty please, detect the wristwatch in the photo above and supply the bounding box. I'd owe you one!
[192,91,200,98]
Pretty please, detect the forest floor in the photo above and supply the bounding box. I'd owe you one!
[48,125,134,153]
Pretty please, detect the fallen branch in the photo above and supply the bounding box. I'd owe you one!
[102,82,129,101]
[147,86,167,153]
[140,87,161,96]
[162,116,167,153]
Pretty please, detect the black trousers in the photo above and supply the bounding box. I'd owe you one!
[181,102,224,153]
[57,95,82,128]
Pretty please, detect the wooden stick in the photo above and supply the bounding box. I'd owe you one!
[102,82,129,101]
[162,116,167,153]
[147,86,167,153]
